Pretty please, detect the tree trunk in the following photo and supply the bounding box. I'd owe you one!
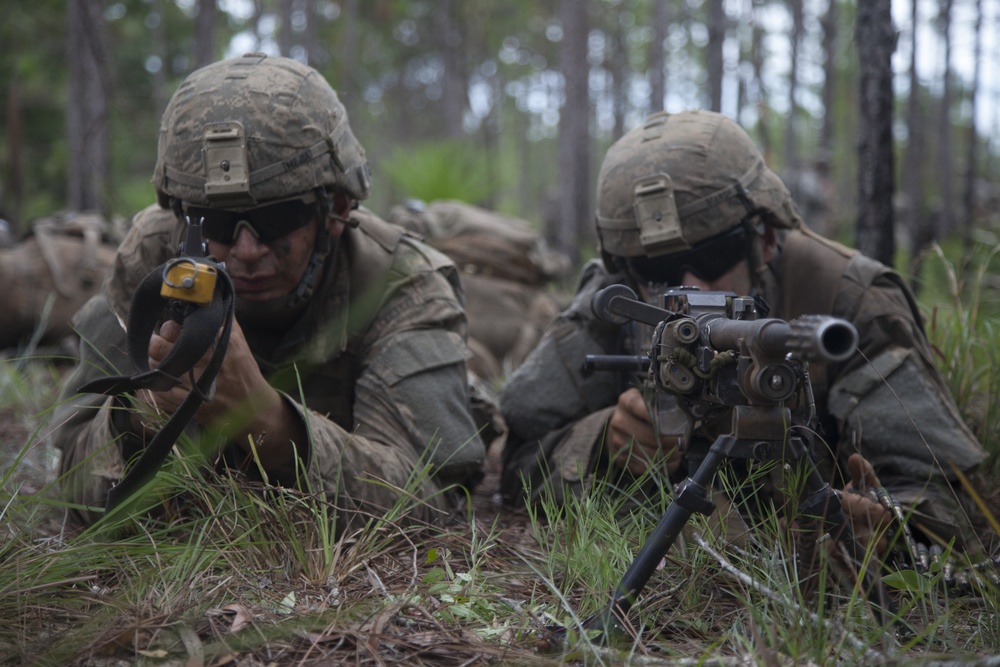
[814,0,838,236]
[707,0,725,112]
[611,13,627,139]
[195,0,217,67]
[935,0,954,240]
[250,0,264,52]
[962,0,982,252]
[906,0,929,289]
[649,0,667,113]
[66,0,111,215]
[751,2,771,160]
[556,0,590,266]
[339,0,360,121]
[150,0,169,118]
[735,0,754,121]
[279,0,294,57]
[854,0,895,265]
[784,0,803,172]
[303,0,318,66]
[5,74,24,229]
[437,0,467,138]
[819,0,837,160]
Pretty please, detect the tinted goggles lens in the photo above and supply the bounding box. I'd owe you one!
[626,224,751,286]
[186,195,317,245]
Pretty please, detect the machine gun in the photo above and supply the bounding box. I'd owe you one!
[579,284,894,640]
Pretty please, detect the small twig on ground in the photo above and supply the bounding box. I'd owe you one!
[692,531,887,665]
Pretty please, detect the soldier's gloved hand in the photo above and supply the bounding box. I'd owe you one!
[837,453,894,558]
[607,387,684,476]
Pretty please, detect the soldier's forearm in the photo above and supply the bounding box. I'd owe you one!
[232,391,309,484]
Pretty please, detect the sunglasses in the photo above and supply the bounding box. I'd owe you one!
[184,193,318,245]
[625,224,751,286]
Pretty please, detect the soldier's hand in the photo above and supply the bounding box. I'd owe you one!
[837,453,894,558]
[607,387,683,476]
[144,318,280,429]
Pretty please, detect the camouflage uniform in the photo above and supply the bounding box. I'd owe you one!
[54,204,485,527]
[387,200,567,384]
[500,111,987,550]
[0,212,117,350]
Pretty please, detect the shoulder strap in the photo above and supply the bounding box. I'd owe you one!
[779,227,854,320]
[778,228,854,399]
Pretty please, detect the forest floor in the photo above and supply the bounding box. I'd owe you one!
[3,356,1000,666]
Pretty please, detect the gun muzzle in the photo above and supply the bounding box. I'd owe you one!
[704,315,858,364]
[787,315,858,363]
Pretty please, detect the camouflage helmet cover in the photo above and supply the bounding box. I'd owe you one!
[595,110,802,260]
[153,53,371,209]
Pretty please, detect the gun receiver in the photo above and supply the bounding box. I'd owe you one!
[588,284,858,406]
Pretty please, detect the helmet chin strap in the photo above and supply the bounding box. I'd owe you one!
[235,188,338,330]
[730,182,770,298]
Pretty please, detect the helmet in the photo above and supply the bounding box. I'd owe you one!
[595,110,802,264]
[153,53,371,209]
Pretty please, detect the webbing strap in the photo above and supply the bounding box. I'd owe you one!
[78,262,235,515]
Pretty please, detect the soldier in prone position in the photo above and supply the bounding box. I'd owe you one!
[500,110,991,562]
[52,54,486,528]
[0,211,118,352]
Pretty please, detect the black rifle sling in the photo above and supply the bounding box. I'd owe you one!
[78,261,235,514]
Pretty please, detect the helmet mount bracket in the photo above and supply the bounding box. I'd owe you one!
[203,121,255,208]
[634,173,689,257]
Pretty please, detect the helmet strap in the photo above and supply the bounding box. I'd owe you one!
[288,188,334,308]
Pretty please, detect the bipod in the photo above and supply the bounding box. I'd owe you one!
[579,405,897,644]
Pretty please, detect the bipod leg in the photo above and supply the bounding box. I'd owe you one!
[580,434,735,643]
[798,463,898,630]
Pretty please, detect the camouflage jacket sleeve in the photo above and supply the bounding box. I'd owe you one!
[499,260,629,506]
[300,234,486,525]
[52,294,137,525]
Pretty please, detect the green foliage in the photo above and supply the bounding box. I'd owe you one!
[379,139,493,207]
[917,239,1000,460]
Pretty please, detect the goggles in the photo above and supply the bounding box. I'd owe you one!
[625,223,752,286]
[183,192,319,245]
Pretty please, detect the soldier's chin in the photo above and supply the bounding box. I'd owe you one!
[235,289,277,302]
[234,293,307,330]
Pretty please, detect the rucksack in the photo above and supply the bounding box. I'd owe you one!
[387,199,569,287]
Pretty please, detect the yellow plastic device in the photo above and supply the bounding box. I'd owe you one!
[160,258,219,305]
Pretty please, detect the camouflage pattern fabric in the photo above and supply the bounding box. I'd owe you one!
[500,228,988,550]
[0,212,117,350]
[387,200,566,383]
[595,110,803,261]
[52,204,486,528]
[154,53,371,207]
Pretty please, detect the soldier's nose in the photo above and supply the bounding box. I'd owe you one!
[230,226,269,259]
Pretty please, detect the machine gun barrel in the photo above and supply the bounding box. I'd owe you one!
[583,354,649,372]
[703,314,858,364]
